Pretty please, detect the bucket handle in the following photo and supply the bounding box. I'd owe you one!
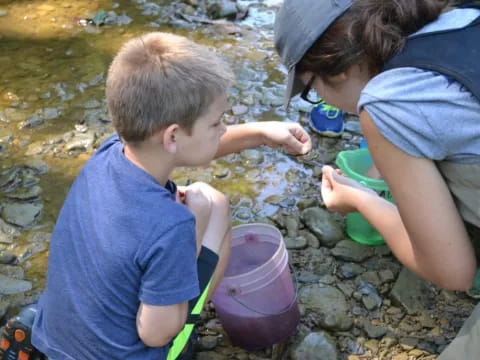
[230,263,298,316]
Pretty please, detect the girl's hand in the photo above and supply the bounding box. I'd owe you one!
[321,165,378,215]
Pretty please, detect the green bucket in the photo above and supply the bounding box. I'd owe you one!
[335,149,394,246]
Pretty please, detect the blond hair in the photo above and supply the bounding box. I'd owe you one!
[106,32,234,143]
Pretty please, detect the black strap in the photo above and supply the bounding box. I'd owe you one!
[457,0,480,9]
[383,15,480,101]
[185,313,201,324]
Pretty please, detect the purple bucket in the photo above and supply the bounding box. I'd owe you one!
[211,223,300,350]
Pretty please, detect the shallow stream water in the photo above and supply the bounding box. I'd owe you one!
[0,0,319,292]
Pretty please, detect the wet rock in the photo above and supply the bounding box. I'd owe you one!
[357,271,382,288]
[301,207,343,248]
[19,241,47,262]
[299,284,349,323]
[379,269,395,283]
[64,132,96,152]
[319,313,353,331]
[319,274,336,285]
[337,281,356,298]
[417,341,437,354]
[1,202,42,228]
[363,321,388,338]
[357,281,382,310]
[362,295,380,311]
[53,83,74,101]
[89,73,105,87]
[0,168,19,189]
[363,339,379,354]
[241,94,255,105]
[0,265,23,280]
[25,141,45,156]
[260,91,283,107]
[375,245,392,256]
[18,114,44,129]
[399,337,418,350]
[344,338,365,355]
[297,197,318,210]
[75,124,89,133]
[417,313,436,329]
[0,274,32,295]
[279,197,296,208]
[206,0,237,19]
[0,111,8,123]
[0,253,17,265]
[299,230,319,249]
[24,160,49,174]
[264,195,284,205]
[0,218,20,244]
[285,236,308,250]
[0,293,25,319]
[43,108,60,120]
[233,206,252,222]
[284,216,299,238]
[39,92,51,99]
[83,99,102,109]
[5,185,42,200]
[198,335,218,350]
[115,12,133,25]
[338,263,365,279]
[3,108,28,122]
[20,172,39,187]
[140,3,162,16]
[379,336,398,349]
[212,167,230,179]
[297,270,321,284]
[331,239,374,262]
[27,231,51,243]
[231,104,248,116]
[292,332,339,360]
[390,268,436,315]
[241,149,264,165]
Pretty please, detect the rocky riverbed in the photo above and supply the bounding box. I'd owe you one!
[0,0,477,359]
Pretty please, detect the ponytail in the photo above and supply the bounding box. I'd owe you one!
[297,0,449,79]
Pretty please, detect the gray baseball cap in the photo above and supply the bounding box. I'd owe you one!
[274,0,353,109]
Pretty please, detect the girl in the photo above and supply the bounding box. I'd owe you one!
[274,0,480,358]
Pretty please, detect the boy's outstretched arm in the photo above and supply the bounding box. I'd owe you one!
[215,121,312,158]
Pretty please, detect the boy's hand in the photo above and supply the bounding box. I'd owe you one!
[256,121,312,155]
[321,165,378,215]
[180,182,228,244]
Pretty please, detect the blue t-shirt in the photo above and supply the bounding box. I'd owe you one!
[32,135,199,360]
[358,8,480,163]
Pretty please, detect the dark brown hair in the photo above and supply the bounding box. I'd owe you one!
[297,0,449,80]
[106,32,233,143]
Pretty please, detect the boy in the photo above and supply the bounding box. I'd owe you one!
[26,32,311,360]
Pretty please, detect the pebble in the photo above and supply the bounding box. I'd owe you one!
[399,337,419,350]
[0,253,17,265]
[284,236,308,250]
[363,339,379,353]
[231,104,248,116]
[212,167,230,179]
[199,335,218,350]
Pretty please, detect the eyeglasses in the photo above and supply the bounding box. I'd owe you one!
[300,76,322,105]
